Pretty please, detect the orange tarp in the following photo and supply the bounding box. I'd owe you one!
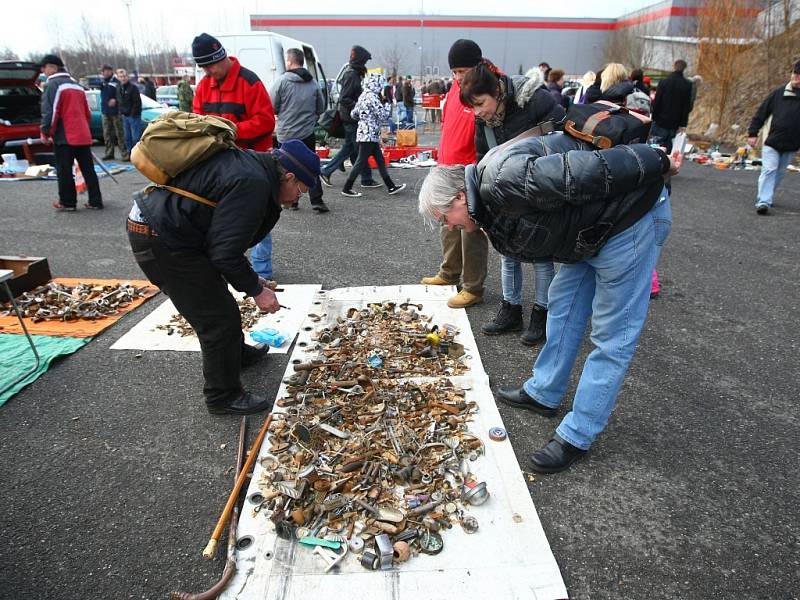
[0,278,160,338]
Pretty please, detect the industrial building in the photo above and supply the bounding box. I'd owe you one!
[249,0,703,77]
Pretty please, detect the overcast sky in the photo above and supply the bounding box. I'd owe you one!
[2,0,657,58]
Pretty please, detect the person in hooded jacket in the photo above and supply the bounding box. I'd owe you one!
[460,60,565,346]
[269,48,328,213]
[319,45,378,188]
[126,140,321,416]
[418,132,677,473]
[340,74,406,197]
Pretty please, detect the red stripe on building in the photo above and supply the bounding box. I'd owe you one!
[250,6,709,32]
[250,17,616,31]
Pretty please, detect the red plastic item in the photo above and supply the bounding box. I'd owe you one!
[315,147,330,158]
[422,94,443,108]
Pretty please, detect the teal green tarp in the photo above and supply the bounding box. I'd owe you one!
[0,333,90,407]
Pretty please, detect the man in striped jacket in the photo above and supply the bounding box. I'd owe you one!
[39,54,103,211]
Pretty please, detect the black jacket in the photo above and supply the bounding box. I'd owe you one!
[100,75,120,116]
[651,71,692,129]
[748,83,800,152]
[475,74,566,161]
[466,132,668,263]
[117,82,142,118]
[134,149,282,296]
[338,47,370,123]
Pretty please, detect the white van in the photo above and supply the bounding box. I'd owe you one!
[197,32,332,107]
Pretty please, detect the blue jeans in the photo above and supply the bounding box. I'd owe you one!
[500,255,555,307]
[320,121,374,184]
[123,116,145,154]
[756,145,795,207]
[251,233,273,279]
[523,190,672,450]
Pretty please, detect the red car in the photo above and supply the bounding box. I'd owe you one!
[0,61,50,160]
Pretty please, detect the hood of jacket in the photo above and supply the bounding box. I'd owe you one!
[602,80,635,103]
[363,73,385,95]
[286,67,313,82]
[349,45,371,68]
[509,74,545,110]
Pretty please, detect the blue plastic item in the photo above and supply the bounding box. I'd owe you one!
[367,352,383,368]
[250,328,288,348]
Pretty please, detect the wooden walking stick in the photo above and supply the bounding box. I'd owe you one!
[202,413,273,560]
[170,416,248,600]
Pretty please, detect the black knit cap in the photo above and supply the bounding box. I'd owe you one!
[192,33,227,66]
[448,39,482,69]
[39,54,64,68]
[793,60,800,74]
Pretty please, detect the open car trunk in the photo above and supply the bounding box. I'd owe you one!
[0,62,42,126]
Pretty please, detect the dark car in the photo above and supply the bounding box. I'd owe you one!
[0,61,45,156]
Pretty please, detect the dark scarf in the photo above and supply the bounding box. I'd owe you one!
[482,78,507,128]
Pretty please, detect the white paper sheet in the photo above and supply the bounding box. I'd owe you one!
[220,285,568,600]
[109,284,321,354]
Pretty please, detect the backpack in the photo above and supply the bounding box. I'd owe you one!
[563,100,651,149]
[131,111,237,185]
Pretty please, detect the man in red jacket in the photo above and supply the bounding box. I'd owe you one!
[192,33,277,279]
[421,39,487,309]
[192,33,276,151]
[39,54,103,212]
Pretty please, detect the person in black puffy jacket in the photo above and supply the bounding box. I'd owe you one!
[126,140,321,416]
[418,132,677,473]
[459,59,565,345]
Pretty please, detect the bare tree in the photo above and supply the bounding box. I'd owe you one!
[377,43,410,79]
[696,0,760,126]
[0,47,19,60]
[603,20,657,70]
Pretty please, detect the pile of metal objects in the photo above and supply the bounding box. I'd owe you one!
[2,281,148,322]
[253,301,488,572]
[156,297,262,336]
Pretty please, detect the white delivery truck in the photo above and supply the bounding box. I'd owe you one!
[197,32,332,108]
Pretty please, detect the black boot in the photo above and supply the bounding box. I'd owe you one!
[481,301,523,335]
[520,304,547,346]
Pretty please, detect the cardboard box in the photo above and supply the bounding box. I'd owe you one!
[0,256,52,302]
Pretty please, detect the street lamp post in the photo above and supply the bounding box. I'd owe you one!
[419,0,424,78]
[122,0,139,75]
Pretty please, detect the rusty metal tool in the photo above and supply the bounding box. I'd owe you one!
[203,413,273,560]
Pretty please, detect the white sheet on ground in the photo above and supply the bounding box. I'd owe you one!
[109,284,321,354]
[220,285,568,600]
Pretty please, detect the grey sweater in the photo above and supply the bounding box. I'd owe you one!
[270,68,324,142]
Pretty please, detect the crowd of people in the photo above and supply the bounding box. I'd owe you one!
[35,34,800,473]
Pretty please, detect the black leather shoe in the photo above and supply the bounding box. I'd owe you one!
[312,201,330,213]
[241,343,268,368]
[495,387,557,417]
[529,437,587,474]
[207,391,273,415]
[520,304,547,346]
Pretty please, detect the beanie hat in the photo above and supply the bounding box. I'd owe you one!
[274,140,321,188]
[448,40,482,69]
[192,33,227,66]
[793,60,800,74]
[40,54,64,68]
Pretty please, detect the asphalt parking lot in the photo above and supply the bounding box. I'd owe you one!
[0,150,798,599]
